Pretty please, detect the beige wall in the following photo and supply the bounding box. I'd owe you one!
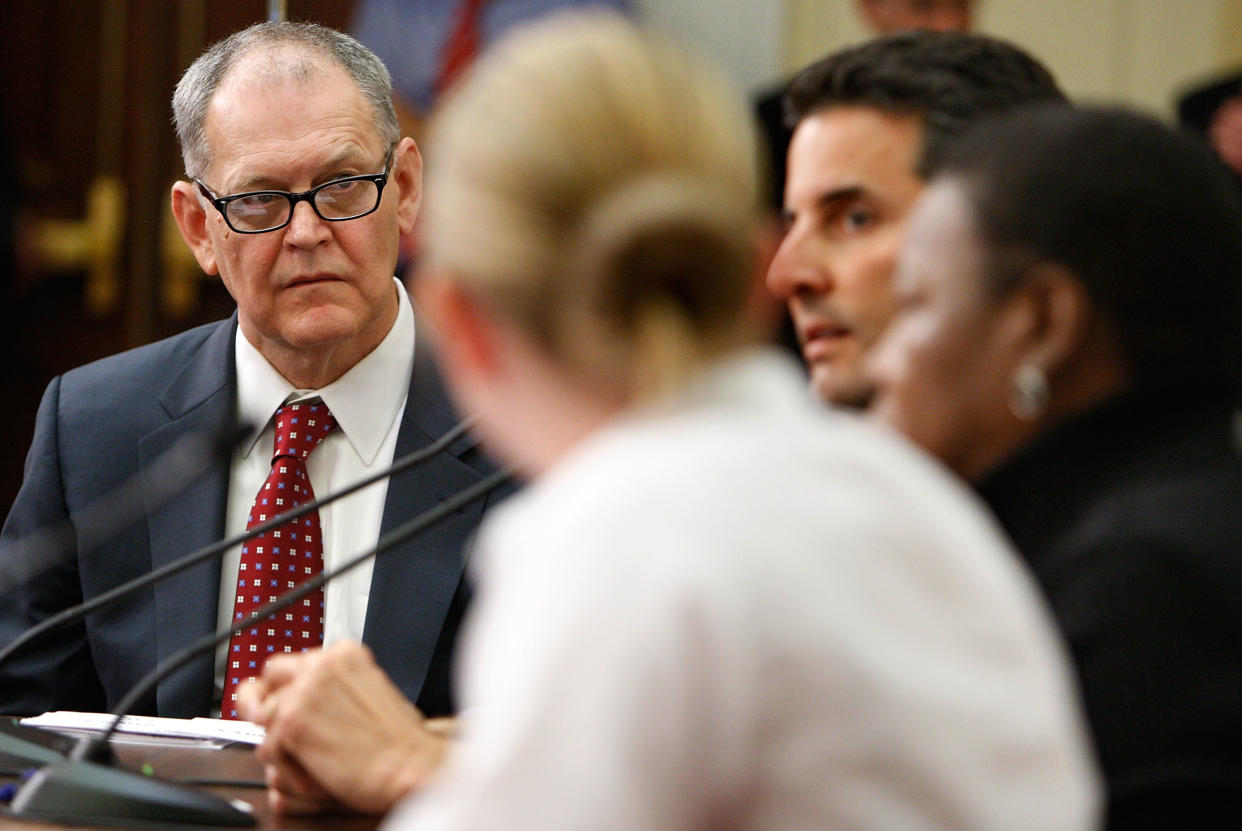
[786,0,1242,119]
[633,0,783,92]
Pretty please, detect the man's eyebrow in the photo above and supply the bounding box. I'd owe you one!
[230,148,368,192]
[783,185,868,224]
[229,174,282,192]
[815,185,867,212]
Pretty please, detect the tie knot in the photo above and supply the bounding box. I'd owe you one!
[271,400,336,461]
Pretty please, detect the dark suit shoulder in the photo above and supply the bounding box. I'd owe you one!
[1038,422,1242,590]
[1051,467,1242,820]
[58,319,231,403]
[52,320,234,432]
[39,318,236,497]
[985,403,1242,819]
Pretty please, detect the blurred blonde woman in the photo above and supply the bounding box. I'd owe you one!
[385,12,1099,830]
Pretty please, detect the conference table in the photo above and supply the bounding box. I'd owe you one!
[0,737,381,831]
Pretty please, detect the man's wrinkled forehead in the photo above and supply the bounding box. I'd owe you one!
[201,47,380,191]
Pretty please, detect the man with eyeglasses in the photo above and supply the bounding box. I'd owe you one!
[0,20,503,763]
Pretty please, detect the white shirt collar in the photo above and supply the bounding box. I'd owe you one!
[234,277,416,464]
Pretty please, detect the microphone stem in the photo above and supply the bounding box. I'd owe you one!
[0,418,477,669]
[96,467,512,749]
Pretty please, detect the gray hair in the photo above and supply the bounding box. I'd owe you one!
[172,21,399,179]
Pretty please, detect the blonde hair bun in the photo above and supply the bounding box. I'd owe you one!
[424,11,761,394]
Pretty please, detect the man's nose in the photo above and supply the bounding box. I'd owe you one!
[766,227,831,300]
[283,199,332,248]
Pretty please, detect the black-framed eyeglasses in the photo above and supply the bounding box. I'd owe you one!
[194,147,395,234]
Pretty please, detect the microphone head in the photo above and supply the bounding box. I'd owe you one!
[0,718,74,770]
[9,758,256,826]
[68,734,115,766]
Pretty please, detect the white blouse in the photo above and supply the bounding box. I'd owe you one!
[385,348,1100,831]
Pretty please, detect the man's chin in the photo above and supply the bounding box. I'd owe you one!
[810,366,876,410]
[278,310,363,349]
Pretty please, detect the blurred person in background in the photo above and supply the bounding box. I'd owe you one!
[855,0,974,35]
[869,104,1242,828]
[351,0,632,266]
[1178,68,1242,182]
[351,0,631,142]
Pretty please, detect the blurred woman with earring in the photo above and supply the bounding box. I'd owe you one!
[869,104,1242,828]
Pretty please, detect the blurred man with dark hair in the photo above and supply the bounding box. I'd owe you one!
[766,31,1066,407]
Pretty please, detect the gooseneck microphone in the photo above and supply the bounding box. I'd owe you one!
[0,416,488,820]
[0,416,476,670]
[7,466,513,826]
[0,422,474,777]
[106,467,511,750]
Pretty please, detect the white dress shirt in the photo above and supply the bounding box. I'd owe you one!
[384,348,1101,831]
[213,278,414,696]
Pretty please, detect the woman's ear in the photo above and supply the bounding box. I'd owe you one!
[1008,263,1093,377]
[170,180,219,276]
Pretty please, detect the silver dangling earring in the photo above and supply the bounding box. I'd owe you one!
[1008,364,1049,422]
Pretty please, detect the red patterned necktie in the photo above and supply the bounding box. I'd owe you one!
[222,400,336,719]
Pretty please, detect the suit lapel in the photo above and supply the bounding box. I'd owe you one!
[363,318,491,703]
[138,318,238,717]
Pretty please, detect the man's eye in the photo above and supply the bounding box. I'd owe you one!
[322,179,360,195]
[236,193,282,208]
[842,207,875,231]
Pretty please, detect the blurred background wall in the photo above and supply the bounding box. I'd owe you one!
[3,0,1240,512]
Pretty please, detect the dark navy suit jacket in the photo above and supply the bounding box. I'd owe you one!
[0,315,503,718]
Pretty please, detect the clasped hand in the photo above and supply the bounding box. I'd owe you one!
[237,641,452,815]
